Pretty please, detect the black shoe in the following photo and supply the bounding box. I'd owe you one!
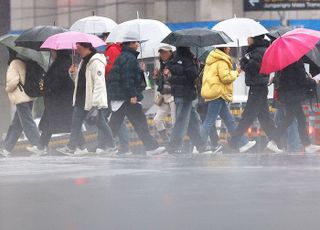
[167,147,183,154]
[212,144,223,153]
[197,145,213,154]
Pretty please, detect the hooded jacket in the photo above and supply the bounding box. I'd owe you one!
[240,39,270,87]
[72,53,108,111]
[201,49,238,102]
[6,59,34,105]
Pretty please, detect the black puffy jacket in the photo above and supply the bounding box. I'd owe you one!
[240,40,270,87]
[165,47,199,101]
[278,60,316,104]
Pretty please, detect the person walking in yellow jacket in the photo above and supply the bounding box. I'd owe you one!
[200,47,256,153]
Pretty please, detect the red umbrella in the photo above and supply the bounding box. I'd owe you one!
[260,28,320,74]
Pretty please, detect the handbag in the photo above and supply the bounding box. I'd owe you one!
[154,93,164,106]
[86,107,99,126]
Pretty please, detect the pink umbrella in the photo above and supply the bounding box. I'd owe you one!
[260,28,320,74]
[40,31,105,50]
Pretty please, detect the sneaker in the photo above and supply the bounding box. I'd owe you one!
[212,144,223,153]
[167,148,183,154]
[26,146,48,156]
[266,141,283,154]
[239,140,256,153]
[0,149,11,157]
[74,148,89,156]
[96,147,117,156]
[305,144,320,153]
[146,146,166,156]
[56,146,75,156]
[198,145,213,154]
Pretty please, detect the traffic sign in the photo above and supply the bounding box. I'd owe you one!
[244,0,320,11]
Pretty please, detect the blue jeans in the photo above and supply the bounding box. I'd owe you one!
[274,106,303,152]
[118,122,130,150]
[4,101,40,152]
[68,107,114,150]
[169,97,204,150]
[201,98,248,148]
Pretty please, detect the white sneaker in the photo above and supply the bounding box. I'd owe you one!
[96,147,117,156]
[56,146,75,156]
[266,141,283,153]
[26,146,48,156]
[305,144,320,153]
[0,149,11,157]
[239,140,256,153]
[74,148,89,156]
[146,146,166,156]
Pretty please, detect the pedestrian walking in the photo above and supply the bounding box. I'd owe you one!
[0,49,40,157]
[164,47,208,154]
[107,38,165,155]
[230,35,283,153]
[26,50,74,155]
[153,45,176,144]
[273,59,320,153]
[201,47,256,153]
[57,42,115,155]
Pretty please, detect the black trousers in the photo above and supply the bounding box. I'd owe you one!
[109,102,158,151]
[38,131,52,149]
[274,102,310,146]
[231,86,276,143]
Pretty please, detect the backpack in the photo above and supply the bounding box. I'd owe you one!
[19,60,45,97]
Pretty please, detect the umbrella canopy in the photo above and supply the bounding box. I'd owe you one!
[161,28,233,48]
[212,17,268,47]
[260,28,320,74]
[0,34,50,70]
[40,31,106,50]
[15,25,68,50]
[70,16,117,34]
[107,19,171,43]
[266,26,294,40]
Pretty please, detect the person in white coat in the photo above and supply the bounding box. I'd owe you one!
[0,49,40,157]
[57,42,115,155]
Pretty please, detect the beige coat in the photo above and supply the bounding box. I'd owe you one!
[5,59,34,105]
[73,53,108,111]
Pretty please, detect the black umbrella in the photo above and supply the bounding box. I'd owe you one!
[15,25,68,50]
[266,26,294,40]
[161,28,233,48]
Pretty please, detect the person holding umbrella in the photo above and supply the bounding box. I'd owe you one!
[26,49,74,156]
[0,49,40,157]
[273,59,320,153]
[201,46,256,153]
[229,35,282,153]
[163,46,208,154]
[56,42,115,155]
[107,35,166,155]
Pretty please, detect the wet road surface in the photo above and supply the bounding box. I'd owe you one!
[1,153,320,230]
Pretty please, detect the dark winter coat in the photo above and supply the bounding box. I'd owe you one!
[278,60,316,105]
[107,47,145,102]
[39,53,74,134]
[240,40,270,87]
[156,58,173,95]
[165,47,199,101]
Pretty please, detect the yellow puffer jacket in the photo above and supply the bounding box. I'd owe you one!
[201,49,238,102]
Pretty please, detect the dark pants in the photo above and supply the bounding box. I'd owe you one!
[231,86,276,144]
[274,102,310,146]
[68,107,114,150]
[38,131,52,149]
[109,102,158,151]
[4,101,40,152]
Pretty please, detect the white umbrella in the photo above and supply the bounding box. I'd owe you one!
[212,17,268,47]
[139,41,175,59]
[107,19,171,44]
[70,16,117,34]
